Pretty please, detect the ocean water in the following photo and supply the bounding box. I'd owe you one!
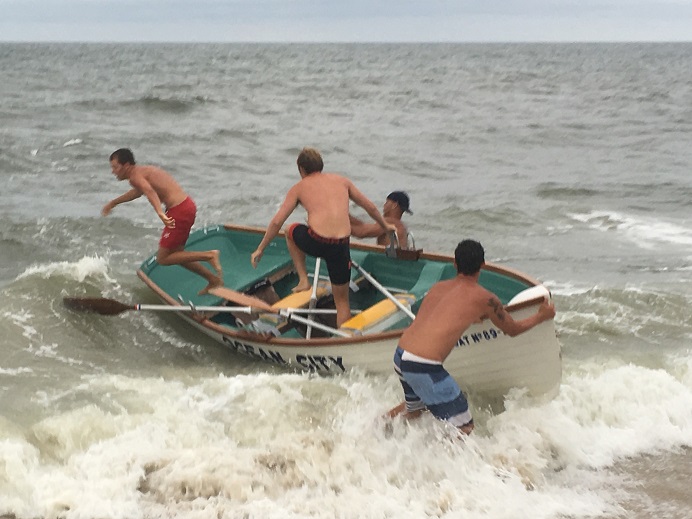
[1,42,691,518]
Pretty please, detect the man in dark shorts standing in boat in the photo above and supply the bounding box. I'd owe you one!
[102,148,223,295]
[350,191,412,249]
[250,147,396,327]
[389,239,556,435]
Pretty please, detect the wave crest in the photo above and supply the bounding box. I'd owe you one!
[17,255,112,283]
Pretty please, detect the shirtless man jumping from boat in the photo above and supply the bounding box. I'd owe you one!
[250,147,396,327]
[389,239,555,435]
[102,148,222,295]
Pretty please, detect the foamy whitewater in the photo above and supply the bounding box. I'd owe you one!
[1,42,691,518]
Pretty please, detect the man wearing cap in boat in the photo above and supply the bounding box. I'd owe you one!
[350,191,412,249]
[250,147,396,328]
[389,239,556,435]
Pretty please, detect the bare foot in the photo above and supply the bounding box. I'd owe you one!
[386,402,406,419]
[291,282,311,293]
[198,275,223,295]
[209,250,223,277]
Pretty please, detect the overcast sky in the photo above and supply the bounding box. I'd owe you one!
[1,0,691,43]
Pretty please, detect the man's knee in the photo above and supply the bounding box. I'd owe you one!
[156,248,175,265]
[156,254,171,265]
[284,223,299,243]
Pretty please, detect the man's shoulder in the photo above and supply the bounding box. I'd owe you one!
[430,278,456,293]
[322,172,351,184]
[138,164,167,176]
[436,277,485,295]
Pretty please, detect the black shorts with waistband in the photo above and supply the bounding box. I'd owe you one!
[288,223,351,285]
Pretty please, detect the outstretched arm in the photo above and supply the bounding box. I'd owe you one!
[251,188,299,267]
[350,214,386,239]
[486,294,555,337]
[102,188,142,216]
[348,183,396,235]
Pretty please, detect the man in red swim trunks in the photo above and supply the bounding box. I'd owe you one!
[102,148,222,295]
[250,147,396,328]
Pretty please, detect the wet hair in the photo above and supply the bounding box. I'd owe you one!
[386,191,413,215]
[454,239,485,275]
[110,148,136,165]
[296,147,324,174]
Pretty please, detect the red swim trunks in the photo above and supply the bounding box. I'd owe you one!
[159,197,196,249]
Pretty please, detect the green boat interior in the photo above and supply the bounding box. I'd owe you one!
[139,226,532,338]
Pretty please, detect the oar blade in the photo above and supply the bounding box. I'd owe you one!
[63,297,133,316]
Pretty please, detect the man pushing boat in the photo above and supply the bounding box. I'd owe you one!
[250,147,396,328]
[389,239,556,435]
[102,148,223,295]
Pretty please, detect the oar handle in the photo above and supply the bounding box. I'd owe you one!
[134,304,339,315]
[279,310,352,338]
[134,304,255,313]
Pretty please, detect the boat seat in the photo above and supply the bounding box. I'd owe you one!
[269,272,368,311]
[271,279,332,310]
[341,293,417,335]
[408,261,451,296]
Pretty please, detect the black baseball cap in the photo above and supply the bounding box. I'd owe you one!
[387,191,413,215]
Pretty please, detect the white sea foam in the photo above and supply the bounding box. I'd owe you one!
[0,367,33,375]
[17,255,114,283]
[2,362,690,519]
[62,138,83,147]
[568,210,692,250]
[543,280,592,297]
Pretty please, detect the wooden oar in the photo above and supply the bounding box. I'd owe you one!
[64,296,340,317]
[62,297,257,316]
[66,286,278,315]
[63,296,351,337]
[350,260,416,320]
[278,310,351,338]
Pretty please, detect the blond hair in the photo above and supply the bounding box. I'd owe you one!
[296,147,324,174]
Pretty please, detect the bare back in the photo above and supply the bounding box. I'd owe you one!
[130,165,188,209]
[399,277,492,362]
[294,173,354,238]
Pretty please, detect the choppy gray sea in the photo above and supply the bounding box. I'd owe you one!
[1,42,691,518]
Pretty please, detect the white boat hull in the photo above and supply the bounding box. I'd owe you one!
[168,300,561,400]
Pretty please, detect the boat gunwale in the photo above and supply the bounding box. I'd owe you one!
[136,223,551,347]
[222,223,543,287]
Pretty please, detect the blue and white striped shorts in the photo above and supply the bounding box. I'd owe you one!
[393,346,473,428]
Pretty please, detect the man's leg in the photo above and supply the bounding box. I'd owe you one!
[331,282,351,327]
[157,247,223,294]
[458,422,474,435]
[286,231,311,293]
[385,401,425,420]
[388,348,427,420]
[419,371,474,436]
